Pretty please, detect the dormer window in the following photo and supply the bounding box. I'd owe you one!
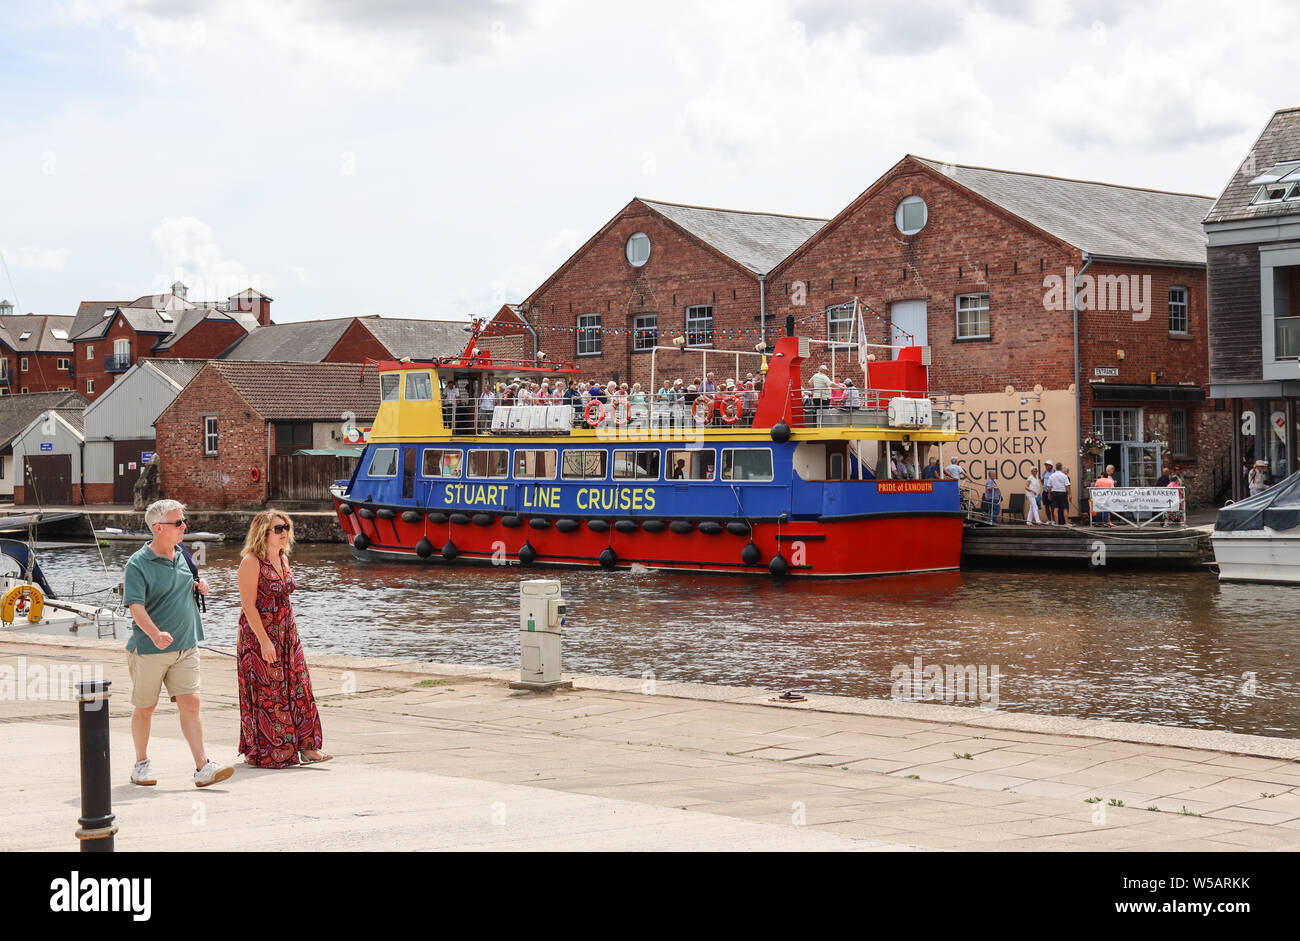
[1249,161,1300,204]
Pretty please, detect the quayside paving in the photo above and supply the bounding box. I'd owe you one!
[4,634,1300,851]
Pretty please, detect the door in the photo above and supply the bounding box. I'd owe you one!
[889,300,928,358]
[1121,442,1161,487]
[114,439,153,504]
[23,454,73,505]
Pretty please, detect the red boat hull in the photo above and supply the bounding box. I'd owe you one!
[334,505,963,577]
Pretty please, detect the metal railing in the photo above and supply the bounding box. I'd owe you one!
[104,353,131,373]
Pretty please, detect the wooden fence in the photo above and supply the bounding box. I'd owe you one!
[270,455,358,503]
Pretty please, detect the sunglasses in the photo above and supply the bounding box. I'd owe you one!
[272,523,292,534]
[157,518,187,528]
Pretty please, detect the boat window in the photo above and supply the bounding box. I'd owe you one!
[367,447,399,477]
[721,448,773,482]
[380,374,401,402]
[405,372,434,401]
[466,449,509,479]
[613,449,660,479]
[666,449,714,481]
[421,449,462,477]
[514,449,558,479]
[561,449,607,480]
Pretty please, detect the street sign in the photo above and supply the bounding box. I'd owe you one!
[141,451,154,463]
[39,442,53,452]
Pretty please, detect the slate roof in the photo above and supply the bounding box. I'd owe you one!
[639,199,828,274]
[218,318,355,362]
[1205,107,1300,226]
[140,358,205,390]
[49,407,85,436]
[0,315,76,353]
[0,391,86,450]
[357,316,470,360]
[152,308,253,351]
[912,156,1214,266]
[69,300,133,341]
[207,361,380,421]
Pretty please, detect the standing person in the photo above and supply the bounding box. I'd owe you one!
[124,500,231,788]
[236,511,330,768]
[1049,463,1072,525]
[1041,461,1057,523]
[983,469,1003,523]
[922,457,941,480]
[1092,466,1116,526]
[1249,460,1270,496]
[1025,468,1043,525]
[945,457,966,481]
[478,383,496,432]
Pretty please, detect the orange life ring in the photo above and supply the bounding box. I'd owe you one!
[585,399,605,427]
[718,395,742,424]
[250,466,261,482]
[691,396,713,424]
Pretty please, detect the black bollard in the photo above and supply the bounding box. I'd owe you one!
[76,678,117,852]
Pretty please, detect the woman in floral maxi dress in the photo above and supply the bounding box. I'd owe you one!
[236,511,330,768]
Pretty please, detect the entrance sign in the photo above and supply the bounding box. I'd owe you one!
[1090,487,1181,512]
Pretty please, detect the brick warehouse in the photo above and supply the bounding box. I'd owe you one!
[491,157,1232,510]
[154,362,379,508]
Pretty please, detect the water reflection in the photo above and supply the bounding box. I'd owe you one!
[36,542,1300,738]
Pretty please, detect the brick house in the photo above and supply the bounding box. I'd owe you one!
[1205,106,1300,499]
[768,156,1230,507]
[219,314,470,363]
[503,161,1229,508]
[153,362,379,508]
[67,282,264,402]
[0,304,76,395]
[483,198,825,386]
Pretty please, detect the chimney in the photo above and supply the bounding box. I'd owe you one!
[171,281,188,300]
[229,288,273,327]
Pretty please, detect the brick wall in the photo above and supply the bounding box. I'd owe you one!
[71,317,166,402]
[9,351,75,394]
[521,200,761,388]
[325,320,393,362]
[166,320,249,359]
[154,365,269,508]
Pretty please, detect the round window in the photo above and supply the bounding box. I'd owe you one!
[626,232,651,267]
[895,196,927,235]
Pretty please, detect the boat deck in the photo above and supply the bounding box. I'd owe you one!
[961,520,1211,567]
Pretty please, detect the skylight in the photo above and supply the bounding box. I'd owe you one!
[18,331,31,341]
[1248,161,1300,187]
[51,328,68,340]
[158,310,174,323]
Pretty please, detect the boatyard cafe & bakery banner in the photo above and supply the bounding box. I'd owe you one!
[948,388,1080,512]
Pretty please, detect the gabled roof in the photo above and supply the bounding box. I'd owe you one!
[0,391,86,450]
[357,316,470,360]
[69,300,133,341]
[1205,107,1300,226]
[17,407,85,444]
[204,361,380,421]
[638,199,828,275]
[0,315,76,353]
[218,318,355,362]
[152,308,252,351]
[141,358,205,390]
[910,156,1213,265]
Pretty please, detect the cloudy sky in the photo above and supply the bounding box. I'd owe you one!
[0,0,1293,323]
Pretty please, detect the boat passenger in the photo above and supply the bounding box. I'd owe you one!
[671,459,686,480]
[842,379,861,410]
[478,384,496,431]
[922,457,941,480]
[630,383,646,405]
[945,458,966,480]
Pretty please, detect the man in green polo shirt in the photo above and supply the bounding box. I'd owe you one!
[124,499,233,788]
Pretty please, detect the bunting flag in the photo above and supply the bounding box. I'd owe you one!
[522,300,890,342]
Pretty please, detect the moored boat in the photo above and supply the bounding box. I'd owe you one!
[1212,468,1300,585]
[331,333,966,577]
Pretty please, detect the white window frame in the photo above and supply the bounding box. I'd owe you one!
[955,294,991,340]
[721,447,774,481]
[1168,286,1189,335]
[612,449,660,480]
[513,449,558,480]
[626,232,651,267]
[896,195,928,235]
[20,357,28,372]
[421,448,462,478]
[87,345,94,360]
[577,313,602,357]
[633,313,658,352]
[367,447,399,477]
[827,306,855,346]
[204,416,219,455]
[685,305,713,348]
[466,449,509,479]
[57,357,70,370]
[561,449,607,480]
[86,379,95,394]
[380,374,401,402]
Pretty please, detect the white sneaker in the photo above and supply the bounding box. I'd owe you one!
[131,758,156,786]
[194,759,234,788]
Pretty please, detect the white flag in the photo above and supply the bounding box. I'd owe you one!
[856,298,870,370]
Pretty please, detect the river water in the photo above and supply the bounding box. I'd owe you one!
[38,541,1300,739]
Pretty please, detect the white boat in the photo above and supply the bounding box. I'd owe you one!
[0,538,130,639]
[1211,469,1300,585]
[98,528,226,543]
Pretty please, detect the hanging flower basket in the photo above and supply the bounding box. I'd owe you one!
[1080,435,1106,457]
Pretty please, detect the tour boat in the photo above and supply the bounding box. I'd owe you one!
[1212,468,1300,585]
[331,333,966,577]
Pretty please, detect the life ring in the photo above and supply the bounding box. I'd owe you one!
[611,399,630,426]
[250,466,261,482]
[718,395,742,424]
[585,399,605,427]
[691,397,713,425]
[1,584,43,624]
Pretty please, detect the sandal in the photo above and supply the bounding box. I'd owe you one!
[299,750,334,764]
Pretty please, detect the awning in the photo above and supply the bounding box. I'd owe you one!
[1090,383,1206,403]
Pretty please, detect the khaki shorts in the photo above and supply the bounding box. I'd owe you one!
[128,647,201,708]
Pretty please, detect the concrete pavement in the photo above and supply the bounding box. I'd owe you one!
[4,634,1300,851]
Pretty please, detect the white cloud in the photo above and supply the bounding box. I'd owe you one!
[149,216,269,302]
